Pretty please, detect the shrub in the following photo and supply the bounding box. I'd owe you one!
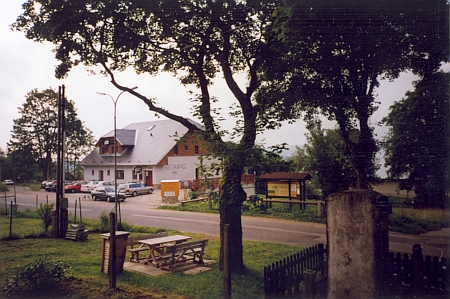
[189,190,198,199]
[37,203,54,232]
[4,258,70,294]
[243,195,267,213]
[97,211,110,232]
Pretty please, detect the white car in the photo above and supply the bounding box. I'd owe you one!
[80,181,98,193]
[3,179,14,185]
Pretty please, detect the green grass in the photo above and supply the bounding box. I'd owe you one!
[0,214,303,299]
[160,198,326,223]
[161,196,450,234]
[389,207,450,234]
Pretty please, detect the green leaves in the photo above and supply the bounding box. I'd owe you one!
[4,258,70,294]
[7,88,95,180]
[382,72,449,208]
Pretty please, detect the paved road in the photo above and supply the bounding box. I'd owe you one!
[4,186,449,258]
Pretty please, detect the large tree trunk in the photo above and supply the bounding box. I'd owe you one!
[218,154,247,274]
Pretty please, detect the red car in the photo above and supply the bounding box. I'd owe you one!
[65,181,87,193]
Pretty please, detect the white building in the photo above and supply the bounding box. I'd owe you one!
[80,119,217,187]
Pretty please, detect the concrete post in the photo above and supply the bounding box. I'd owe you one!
[326,189,392,299]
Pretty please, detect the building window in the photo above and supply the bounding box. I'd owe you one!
[195,145,199,155]
[173,145,178,155]
[117,170,124,180]
[107,170,110,176]
[100,147,108,154]
[184,145,188,151]
[91,170,95,176]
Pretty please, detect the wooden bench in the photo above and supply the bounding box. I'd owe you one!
[158,239,208,270]
[180,197,207,206]
[127,231,168,263]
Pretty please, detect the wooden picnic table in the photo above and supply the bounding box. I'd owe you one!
[138,235,191,267]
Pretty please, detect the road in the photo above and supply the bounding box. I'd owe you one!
[4,186,449,258]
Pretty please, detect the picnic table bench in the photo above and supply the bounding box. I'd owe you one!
[127,231,168,263]
[158,239,208,270]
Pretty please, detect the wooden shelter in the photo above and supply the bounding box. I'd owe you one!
[258,172,312,201]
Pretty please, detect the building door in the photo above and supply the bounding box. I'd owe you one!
[99,170,104,181]
[145,171,153,186]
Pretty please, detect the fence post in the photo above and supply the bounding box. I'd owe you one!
[9,201,13,238]
[223,224,231,299]
[411,244,423,294]
[304,269,317,298]
[109,212,116,289]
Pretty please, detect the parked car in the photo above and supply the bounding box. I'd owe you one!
[45,180,72,192]
[80,181,98,193]
[118,183,154,197]
[91,187,125,202]
[44,180,57,192]
[41,181,47,189]
[65,181,87,193]
[3,179,14,185]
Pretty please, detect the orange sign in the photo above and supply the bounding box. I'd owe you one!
[160,180,180,197]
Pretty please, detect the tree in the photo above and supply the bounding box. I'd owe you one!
[258,0,449,189]
[246,145,293,175]
[7,88,95,181]
[289,121,357,198]
[13,0,282,273]
[382,72,450,208]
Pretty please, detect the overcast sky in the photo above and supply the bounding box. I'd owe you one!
[2,1,446,177]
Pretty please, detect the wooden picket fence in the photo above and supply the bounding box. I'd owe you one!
[264,243,448,298]
[389,244,448,297]
[264,243,327,298]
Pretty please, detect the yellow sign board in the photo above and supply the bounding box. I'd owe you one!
[267,182,299,197]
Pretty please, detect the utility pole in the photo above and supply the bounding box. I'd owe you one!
[55,85,68,238]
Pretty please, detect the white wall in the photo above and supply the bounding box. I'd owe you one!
[84,155,220,186]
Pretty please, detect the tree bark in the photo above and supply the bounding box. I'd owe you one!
[218,154,247,274]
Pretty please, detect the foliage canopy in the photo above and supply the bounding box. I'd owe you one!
[7,88,95,180]
[382,72,450,208]
[258,0,449,188]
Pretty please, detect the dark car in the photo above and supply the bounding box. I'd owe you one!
[92,187,126,202]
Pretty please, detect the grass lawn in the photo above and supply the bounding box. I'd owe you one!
[0,214,303,299]
[161,195,450,234]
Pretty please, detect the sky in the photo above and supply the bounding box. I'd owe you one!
[1,1,446,177]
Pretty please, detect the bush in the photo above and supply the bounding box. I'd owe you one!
[4,258,70,294]
[189,190,198,199]
[242,195,267,213]
[37,203,54,232]
[97,211,110,232]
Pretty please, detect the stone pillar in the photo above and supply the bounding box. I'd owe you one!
[326,189,392,299]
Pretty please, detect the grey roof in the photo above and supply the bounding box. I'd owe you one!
[101,129,136,146]
[80,118,203,166]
